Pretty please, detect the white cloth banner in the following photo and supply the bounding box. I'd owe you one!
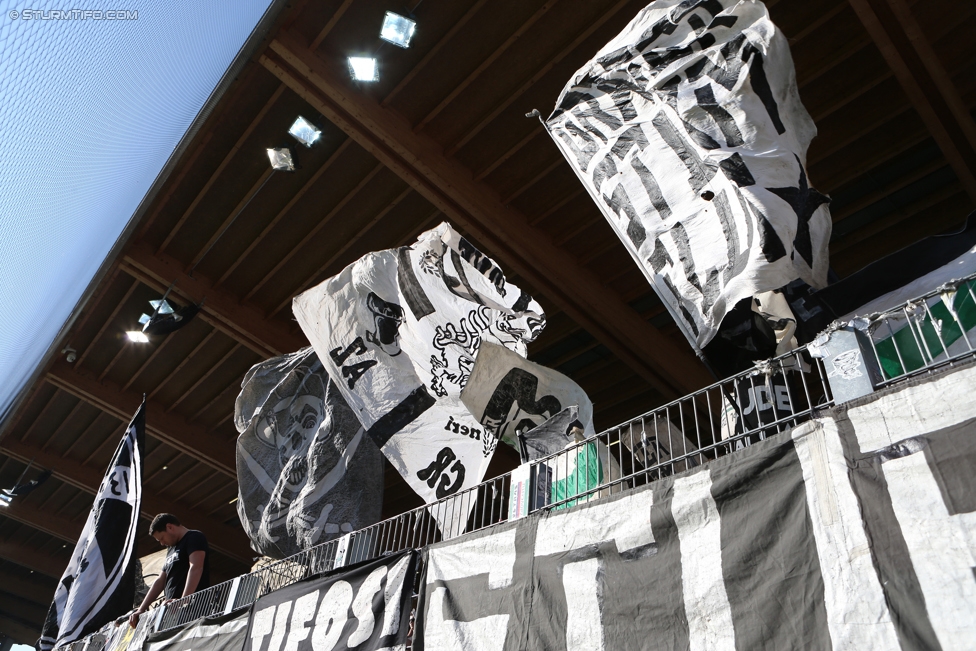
[294,223,546,507]
[461,342,595,448]
[546,0,831,347]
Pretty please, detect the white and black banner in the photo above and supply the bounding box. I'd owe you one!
[546,0,831,347]
[41,402,146,650]
[146,609,249,651]
[416,361,976,650]
[294,223,546,510]
[235,348,384,559]
[244,550,417,651]
[461,342,595,448]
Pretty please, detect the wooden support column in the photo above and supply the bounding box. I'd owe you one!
[260,31,712,398]
[848,0,976,202]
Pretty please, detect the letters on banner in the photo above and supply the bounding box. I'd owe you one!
[244,551,417,651]
[293,223,546,510]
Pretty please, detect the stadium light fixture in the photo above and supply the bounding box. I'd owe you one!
[126,330,150,343]
[267,147,296,171]
[288,116,321,148]
[380,12,416,49]
[348,56,379,82]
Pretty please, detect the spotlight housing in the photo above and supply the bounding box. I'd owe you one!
[267,147,295,172]
[379,12,417,49]
[288,116,321,148]
[347,56,379,82]
[126,331,150,343]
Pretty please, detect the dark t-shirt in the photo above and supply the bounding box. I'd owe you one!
[161,530,210,599]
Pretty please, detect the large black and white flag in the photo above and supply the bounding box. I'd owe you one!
[40,401,145,650]
[546,0,831,347]
[293,223,545,511]
[235,348,385,559]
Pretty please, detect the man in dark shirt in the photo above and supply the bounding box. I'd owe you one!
[128,514,210,627]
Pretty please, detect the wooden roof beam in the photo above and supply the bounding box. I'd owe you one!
[0,438,252,562]
[0,611,43,645]
[848,0,976,202]
[0,499,82,544]
[261,32,712,397]
[0,567,56,608]
[0,539,66,579]
[45,358,236,477]
[120,241,307,358]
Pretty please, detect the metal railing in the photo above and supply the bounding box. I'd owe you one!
[62,271,976,648]
[857,273,976,387]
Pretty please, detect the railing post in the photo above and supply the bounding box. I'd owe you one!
[223,577,242,615]
[333,532,352,568]
[152,602,166,633]
[810,319,884,403]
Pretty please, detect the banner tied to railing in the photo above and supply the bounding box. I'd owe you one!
[146,609,249,651]
[416,362,976,650]
[294,222,546,512]
[546,0,831,347]
[245,550,417,651]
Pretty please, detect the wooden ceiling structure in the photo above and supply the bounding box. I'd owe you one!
[1,0,974,642]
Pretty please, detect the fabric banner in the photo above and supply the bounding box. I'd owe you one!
[145,610,249,651]
[244,550,417,651]
[235,348,384,558]
[546,0,831,347]
[41,402,146,650]
[293,222,546,509]
[461,342,595,448]
[416,361,976,650]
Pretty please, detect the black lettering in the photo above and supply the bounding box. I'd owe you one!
[417,447,457,489]
[445,416,455,432]
[330,337,367,366]
[460,425,469,436]
[341,360,377,390]
[437,461,466,499]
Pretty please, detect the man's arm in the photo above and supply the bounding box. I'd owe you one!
[181,550,206,598]
[129,570,166,628]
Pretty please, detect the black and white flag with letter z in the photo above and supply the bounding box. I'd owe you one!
[547,0,831,347]
[40,401,145,650]
[294,223,545,515]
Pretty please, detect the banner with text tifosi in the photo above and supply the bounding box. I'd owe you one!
[416,361,976,650]
[293,223,545,514]
[244,550,417,651]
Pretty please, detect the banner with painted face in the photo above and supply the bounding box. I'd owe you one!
[244,551,417,651]
[546,0,831,348]
[235,348,384,559]
[293,223,545,513]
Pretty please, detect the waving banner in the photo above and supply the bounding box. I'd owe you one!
[146,610,249,651]
[461,342,595,448]
[244,551,417,651]
[235,348,384,559]
[546,0,831,348]
[41,402,145,650]
[294,223,545,510]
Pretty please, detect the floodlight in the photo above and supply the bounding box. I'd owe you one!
[126,331,150,343]
[348,56,379,82]
[289,116,321,148]
[267,147,295,171]
[0,493,11,507]
[380,11,416,49]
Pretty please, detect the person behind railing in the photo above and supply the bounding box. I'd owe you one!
[128,514,210,628]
